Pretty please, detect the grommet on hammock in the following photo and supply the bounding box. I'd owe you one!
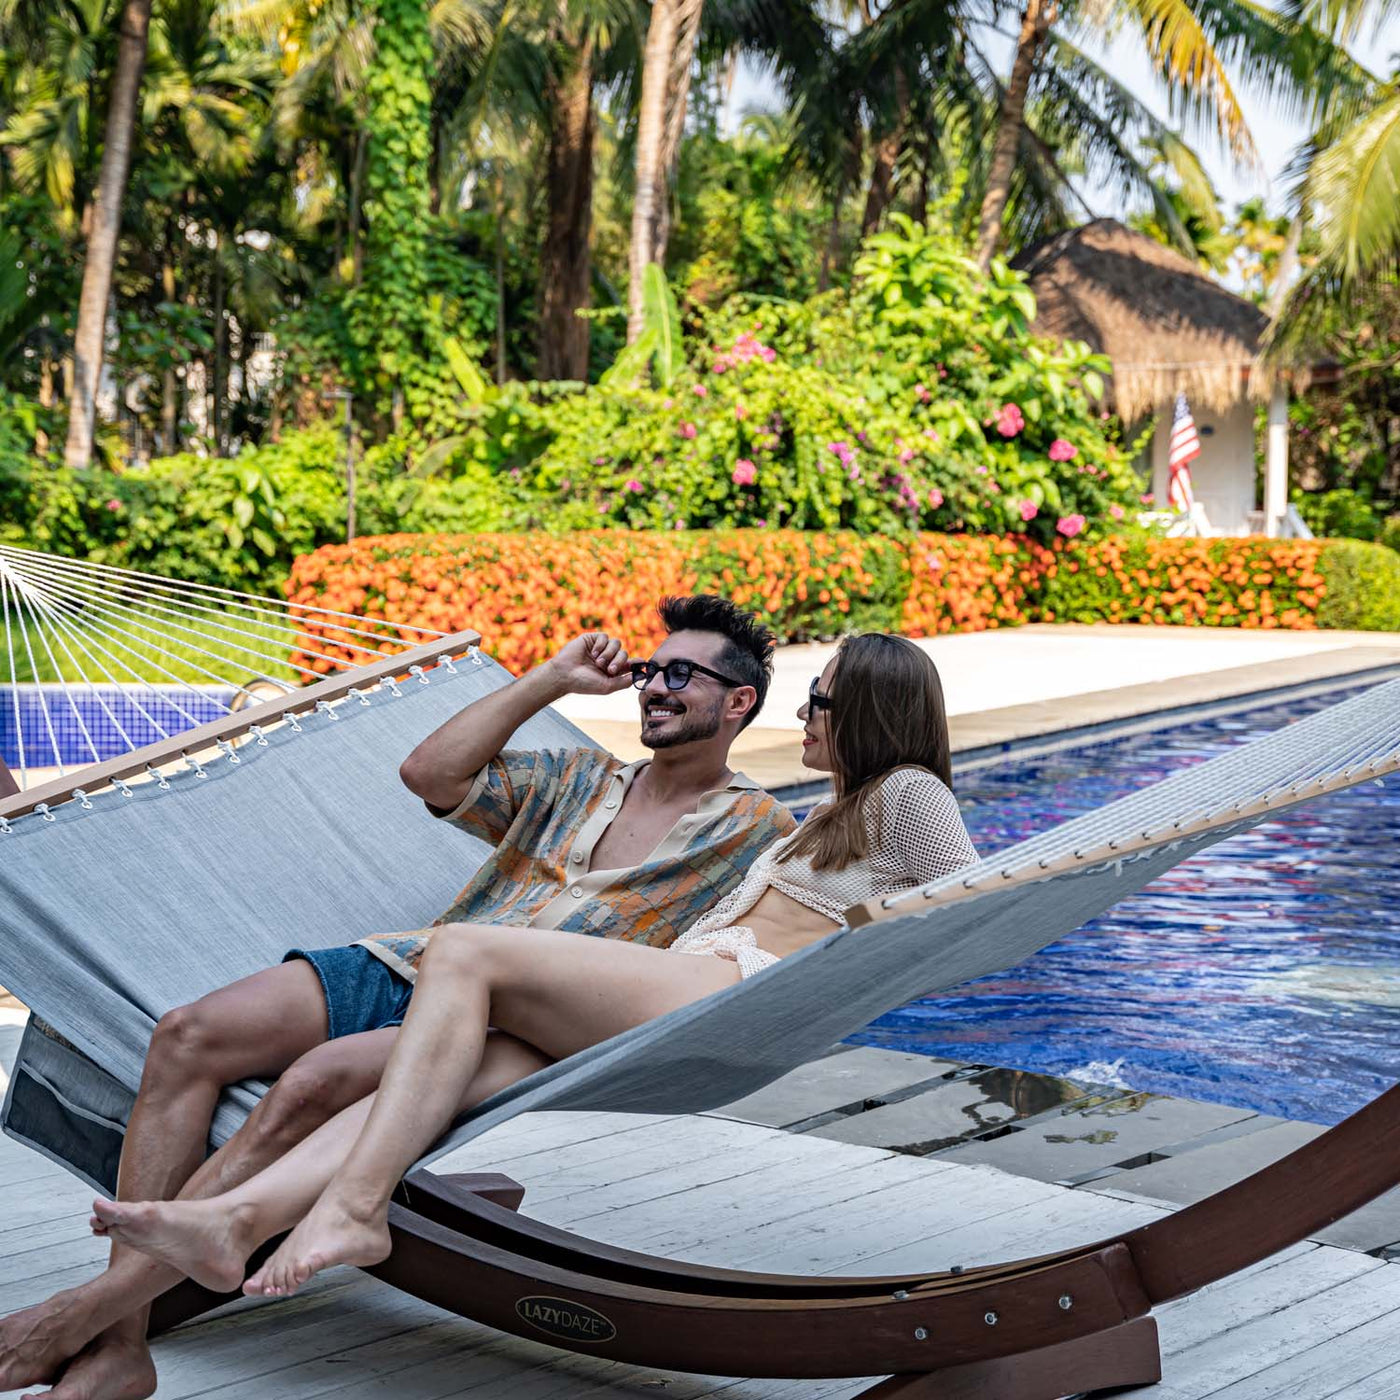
[315,700,339,722]
[408,664,430,684]
[216,739,240,765]
[72,789,93,809]
[145,764,172,791]
[436,654,459,673]
[185,755,209,779]
[247,726,270,745]
[346,688,372,706]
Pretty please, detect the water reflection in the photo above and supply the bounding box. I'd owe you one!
[848,683,1400,1125]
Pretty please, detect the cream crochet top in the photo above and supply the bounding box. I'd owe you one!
[671,766,978,976]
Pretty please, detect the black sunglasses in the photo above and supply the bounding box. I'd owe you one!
[808,676,834,712]
[631,658,745,692]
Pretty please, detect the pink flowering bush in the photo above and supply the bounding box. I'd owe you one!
[511,220,1139,538]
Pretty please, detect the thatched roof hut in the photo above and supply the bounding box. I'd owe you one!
[1010,219,1267,422]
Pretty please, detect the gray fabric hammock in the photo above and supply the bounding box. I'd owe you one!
[3,637,1398,1195]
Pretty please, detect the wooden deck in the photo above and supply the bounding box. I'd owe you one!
[5,1021,1400,1398]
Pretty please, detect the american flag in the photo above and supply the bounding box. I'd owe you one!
[1167,392,1200,512]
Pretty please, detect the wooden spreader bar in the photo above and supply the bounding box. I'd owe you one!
[148,1078,1400,1395]
[0,628,481,822]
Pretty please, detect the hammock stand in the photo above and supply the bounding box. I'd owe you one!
[3,547,1399,1397]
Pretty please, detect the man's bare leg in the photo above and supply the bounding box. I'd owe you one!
[0,960,337,1398]
[90,1031,552,1293]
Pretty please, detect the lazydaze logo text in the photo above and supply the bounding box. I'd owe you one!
[515,1295,618,1343]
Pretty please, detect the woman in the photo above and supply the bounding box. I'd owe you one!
[90,634,978,1299]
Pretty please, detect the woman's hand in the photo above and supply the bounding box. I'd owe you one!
[543,633,633,696]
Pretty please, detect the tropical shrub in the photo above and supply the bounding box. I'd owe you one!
[289,530,1398,680]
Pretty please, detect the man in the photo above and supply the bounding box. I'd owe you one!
[0,595,795,1400]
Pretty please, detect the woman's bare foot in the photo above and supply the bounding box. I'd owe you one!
[0,1287,102,1392]
[90,1196,259,1293]
[242,1189,391,1298]
[20,1327,157,1400]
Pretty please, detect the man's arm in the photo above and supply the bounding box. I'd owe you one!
[399,632,632,814]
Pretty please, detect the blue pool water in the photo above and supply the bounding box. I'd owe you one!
[1,686,234,767]
[849,683,1400,1126]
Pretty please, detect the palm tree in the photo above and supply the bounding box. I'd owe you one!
[64,0,153,466]
[627,0,701,341]
[971,0,1339,270]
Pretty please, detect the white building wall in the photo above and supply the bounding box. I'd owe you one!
[1151,399,1257,535]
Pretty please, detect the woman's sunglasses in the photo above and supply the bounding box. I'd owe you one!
[630,658,744,692]
[808,676,834,712]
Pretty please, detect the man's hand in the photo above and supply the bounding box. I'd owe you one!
[544,633,634,696]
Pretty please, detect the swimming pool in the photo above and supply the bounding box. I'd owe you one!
[848,682,1400,1127]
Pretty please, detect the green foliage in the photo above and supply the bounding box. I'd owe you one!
[532,218,1137,539]
[1290,486,1383,541]
[1316,540,1400,631]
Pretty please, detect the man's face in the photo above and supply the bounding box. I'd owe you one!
[637,631,739,750]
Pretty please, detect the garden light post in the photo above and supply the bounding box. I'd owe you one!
[325,387,356,542]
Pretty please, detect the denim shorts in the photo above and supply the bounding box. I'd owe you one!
[284,944,414,1041]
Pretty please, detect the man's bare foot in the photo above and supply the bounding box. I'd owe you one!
[90,1196,259,1293]
[19,1328,156,1400]
[0,1288,101,1392]
[243,1190,391,1298]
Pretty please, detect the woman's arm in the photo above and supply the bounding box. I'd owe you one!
[887,773,980,884]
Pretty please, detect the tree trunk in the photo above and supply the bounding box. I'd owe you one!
[36,349,52,455]
[348,126,370,284]
[819,179,846,293]
[538,35,596,382]
[211,244,227,455]
[628,0,682,342]
[494,175,508,385]
[651,0,701,268]
[860,65,909,236]
[974,0,1053,271]
[64,0,152,468]
[161,251,178,453]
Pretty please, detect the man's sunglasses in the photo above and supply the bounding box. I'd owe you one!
[808,676,834,712]
[630,658,745,692]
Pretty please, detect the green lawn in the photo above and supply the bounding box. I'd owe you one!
[1,605,303,688]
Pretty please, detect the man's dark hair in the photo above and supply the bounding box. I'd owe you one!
[657,595,776,730]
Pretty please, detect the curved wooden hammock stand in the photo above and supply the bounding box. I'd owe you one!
[5,630,1399,1397]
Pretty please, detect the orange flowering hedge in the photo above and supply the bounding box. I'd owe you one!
[1037,536,1332,629]
[286,530,1400,676]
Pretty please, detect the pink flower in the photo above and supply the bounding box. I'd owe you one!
[1110,504,1125,520]
[1048,438,1077,462]
[731,459,758,486]
[678,421,697,439]
[1140,492,1155,505]
[1056,513,1086,538]
[105,498,122,512]
[662,398,673,409]
[735,403,748,420]
[625,479,643,493]
[914,383,931,403]
[995,403,1025,437]
[761,346,776,362]
[898,448,915,465]
[756,518,768,527]
[711,357,731,374]
[923,427,940,442]
[928,489,944,508]
[1019,499,1038,521]
[693,384,708,398]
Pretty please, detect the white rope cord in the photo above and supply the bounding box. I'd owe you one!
[5,572,277,707]
[880,677,1400,913]
[983,687,1400,870]
[10,576,83,773]
[2,570,29,780]
[17,586,146,760]
[18,584,192,749]
[10,555,349,684]
[0,544,448,648]
[11,548,407,663]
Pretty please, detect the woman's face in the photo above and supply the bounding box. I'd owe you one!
[797,656,838,772]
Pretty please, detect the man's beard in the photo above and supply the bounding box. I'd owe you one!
[641,696,725,749]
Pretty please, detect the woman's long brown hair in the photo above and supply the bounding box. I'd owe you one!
[777,633,953,873]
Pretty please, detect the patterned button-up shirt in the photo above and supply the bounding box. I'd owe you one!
[358,746,795,981]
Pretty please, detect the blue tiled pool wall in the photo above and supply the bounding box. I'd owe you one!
[847,682,1400,1126]
[1,686,235,767]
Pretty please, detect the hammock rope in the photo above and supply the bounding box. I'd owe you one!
[0,544,449,788]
